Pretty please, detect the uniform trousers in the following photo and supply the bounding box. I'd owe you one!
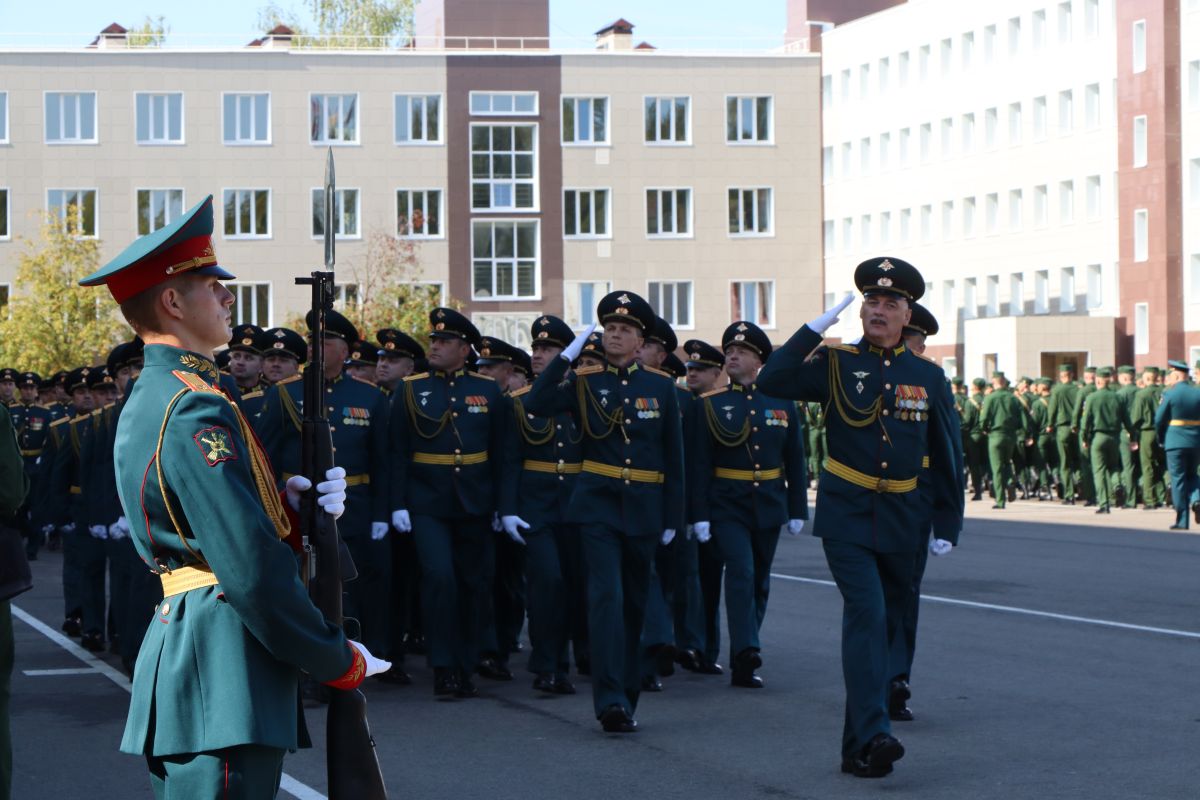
[640,540,676,678]
[492,533,527,661]
[581,523,656,718]
[146,744,284,800]
[888,540,930,682]
[1118,432,1139,507]
[388,534,422,661]
[76,532,108,636]
[710,520,781,660]
[1076,430,1097,503]
[966,435,988,496]
[822,539,916,758]
[1165,448,1200,528]
[60,527,82,621]
[1055,429,1079,500]
[671,536,706,655]
[1140,431,1166,507]
[343,535,392,658]
[986,433,1015,506]
[698,540,724,666]
[105,537,136,646]
[412,515,493,674]
[524,522,580,676]
[1088,432,1121,508]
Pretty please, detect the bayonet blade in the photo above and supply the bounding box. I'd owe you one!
[324,148,335,270]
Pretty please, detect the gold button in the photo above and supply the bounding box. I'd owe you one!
[452,412,458,417]
[750,410,756,415]
[883,409,889,416]
[450,397,456,402]
[885,383,892,390]
[753,427,759,432]
[160,602,170,615]
[454,467,461,473]
[881,461,888,469]
[884,360,891,366]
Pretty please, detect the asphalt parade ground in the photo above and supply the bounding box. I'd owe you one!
[9,497,1197,800]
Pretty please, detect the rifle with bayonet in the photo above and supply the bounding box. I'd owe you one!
[297,148,388,800]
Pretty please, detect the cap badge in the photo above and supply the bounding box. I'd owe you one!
[273,342,284,349]
[618,294,630,305]
[879,259,895,272]
[736,323,748,332]
[537,332,548,339]
[616,307,629,315]
[735,334,745,342]
[878,277,894,287]
[384,342,395,350]
[435,322,445,331]
[436,309,446,319]
[690,352,700,360]
[242,337,253,346]
[481,348,492,357]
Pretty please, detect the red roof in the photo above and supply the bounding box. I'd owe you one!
[595,18,634,36]
[100,23,128,35]
[267,24,295,36]
[246,38,263,47]
[635,41,656,50]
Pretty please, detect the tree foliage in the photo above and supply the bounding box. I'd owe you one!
[257,0,414,47]
[128,15,170,47]
[0,213,128,374]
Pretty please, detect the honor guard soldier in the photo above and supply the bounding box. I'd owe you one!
[689,321,808,689]
[1031,378,1057,499]
[375,328,424,393]
[757,258,963,779]
[1155,360,1200,529]
[1080,367,1135,514]
[388,308,520,698]
[507,315,586,693]
[345,339,378,383]
[227,324,267,396]
[1131,367,1166,509]
[980,372,1027,509]
[259,327,306,386]
[79,194,386,798]
[257,309,393,661]
[523,291,685,734]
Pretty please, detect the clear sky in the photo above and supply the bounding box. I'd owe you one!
[0,0,788,49]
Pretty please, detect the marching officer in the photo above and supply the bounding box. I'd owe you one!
[78,193,386,796]
[1155,360,1200,530]
[757,257,963,779]
[522,291,684,734]
[689,321,807,689]
[13,372,52,559]
[388,308,520,698]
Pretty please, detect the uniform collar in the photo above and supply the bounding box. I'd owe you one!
[728,381,756,392]
[866,342,907,357]
[433,367,467,379]
[606,361,640,377]
[144,343,221,383]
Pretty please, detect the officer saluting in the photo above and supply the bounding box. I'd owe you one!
[757,257,963,779]
[522,291,684,734]
[78,195,387,798]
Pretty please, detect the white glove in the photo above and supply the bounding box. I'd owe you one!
[500,515,530,545]
[561,321,598,362]
[108,516,129,540]
[787,519,806,536]
[491,512,503,533]
[391,509,412,533]
[62,522,76,533]
[808,292,855,335]
[370,522,389,541]
[286,467,347,519]
[88,524,109,540]
[41,524,55,535]
[661,528,676,546]
[692,521,711,543]
[929,538,953,557]
[349,640,392,679]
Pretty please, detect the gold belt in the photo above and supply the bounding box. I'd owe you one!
[69,485,81,495]
[582,460,664,484]
[412,451,488,466]
[1169,420,1200,426]
[159,564,221,597]
[20,448,42,457]
[713,467,782,482]
[825,458,917,493]
[523,459,583,475]
[283,472,369,486]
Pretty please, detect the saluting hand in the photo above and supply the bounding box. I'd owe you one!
[561,321,598,362]
[807,293,855,335]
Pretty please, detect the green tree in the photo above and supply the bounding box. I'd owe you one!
[257,0,414,47]
[128,15,170,47]
[0,212,128,374]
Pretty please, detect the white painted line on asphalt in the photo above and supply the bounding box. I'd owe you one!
[11,604,329,800]
[769,573,1200,640]
[23,667,99,677]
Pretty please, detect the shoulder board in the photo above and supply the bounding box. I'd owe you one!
[468,371,495,381]
[510,385,532,398]
[277,374,303,386]
[103,402,116,410]
[349,375,380,388]
[89,408,102,418]
[241,390,264,401]
[701,387,729,398]
[642,366,672,378]
[830,344,859,354]
[70,414,90,423]
[403,372,430,382]
[574,365,604,376]
[49,417,71,428]
[170,370,223,396]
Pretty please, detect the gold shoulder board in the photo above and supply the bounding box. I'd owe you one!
[830,344,859,354]
[241,390,264,400]
[277,374,304,386]
[510,385,532,397]
[469,371,496,381]
[49,417,71,428]
[170,370,222,395]
[700,387,729,398]
[642,366,672,378]
[574,365,604,376]
[403,372,430,382]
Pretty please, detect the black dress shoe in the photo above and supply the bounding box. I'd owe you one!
[1094,506,1108,514]
[676,647,702,673]
[731,648,764,688]
[844,734,904,778]
[652,644,676,677]
[695,660,724,675]
[533,673,557,693]
[375,665,413,685]
[888,678,913,721]
[552,675,576,695]
[61,617,81,637]
[455,676,479,699]
[477,656,514,681]
[991,503,1005,510]
[81,632,104,652]
[1170,524,1188,530]
[433,667,460,697]
[599,704,638,733]
[641,675,663,692]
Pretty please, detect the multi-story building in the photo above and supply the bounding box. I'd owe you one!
[0,1,822,350]
[804,0,1200,376]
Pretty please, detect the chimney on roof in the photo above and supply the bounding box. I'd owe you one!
[634,41,656,51]
[96,22,128,50]
[262,24,295,49]
[595,18,634,51]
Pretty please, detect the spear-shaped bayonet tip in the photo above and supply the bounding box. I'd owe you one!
[323,147,335,270]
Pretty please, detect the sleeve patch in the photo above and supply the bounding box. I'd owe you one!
[193,425,238,466]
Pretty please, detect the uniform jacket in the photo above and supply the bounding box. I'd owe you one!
[1081,387,1134,438]
[1155,382,1200,451]
[980,388,1029,438]
[506,387,582,527]
[1047,382,1081,431]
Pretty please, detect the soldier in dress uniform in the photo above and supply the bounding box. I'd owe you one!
[227,324,267,397]
[1131,367,1166,509]
[258,328,306,387]
[1080,367,1135,514]
[689,321,807,689]
[523,291,684,733]
[575,331,606,370]
[374,328,424,393]
[0,370,16,407]
[78,193,386,797]
[12,372,52,559]
[1155,360,1200,530]
[757,257,962,779]
[388,308,520,698]
[345,339,378,383]
[1071,366,1099,506]
[510,349,532,392]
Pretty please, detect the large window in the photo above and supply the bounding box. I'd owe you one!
[222,93,270,144]
[1033,96,1047,139]
[311,188,360,239]
[1009,101,1023,145]
[229,282,271,327]
[1134,303,1149,355]
[644,96,689,144]
[1087,264,1103,309]
[563,189,610,238]
[396,189,442,238]
[223,189,270,238]
[136,189,184,235]
[471,124,537,211]
[135,93,183,144]
[310,93,358,144]
[646,189,692,238]
[1060,267,1076,311]
[45,92,97,143]
[1035,270,1049,314]
[726,95,772,144]
[1059,180,1074,224]
[394,94,441,144]
[1085,83,1101,128]
[47,189,97,237]
[728,188,773,236]
[1058,90,1073,134]
[730,280,774,327]
[472,220,539,300]
[564,280,610,328]
[647,280,692,327]
[0,189,8,239]
[1134,208,1149,262]
[562,96,608,145]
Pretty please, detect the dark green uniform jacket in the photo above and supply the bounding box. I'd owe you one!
[1155,383,1200,450]
[506,387,582,526]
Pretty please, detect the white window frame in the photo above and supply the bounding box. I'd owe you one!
[226,281,274,328]
[1134,302,1149,354]
[986,275,1000,317]
[1060,267,1076,312]
[1132,20,1147,74]
[643,95,691,146]
[1086,175,1102,219]
[564,280,611,329]
[134,92,185,146]
[0,187,9,240]
[1085,0,1101,39]
[985,107,998,149]
[310,187,361,240]
[221,92,271,146]
[1009,189,1024,231]
[729,279,776,329]
[470,123,539,212]
[1058,89,1073,135]
[1085,83,1101,128]
[222,188,272,240]
[725,94,773,145]
[1009,101,1023,145]
[1033,95,1048,140]
[0,91,7,144]
[46,188,98,238]
[394,93,443,146]
[1059,180,1075,224]
[1058,1,1073,43]
[563,188,611,240]
[470,219,541,301]
[646,279,694,330]
[962,277,977,318]
[135,188,185,236]
[1086,264,1103,309]
[395,188,444,239]
[901,209,912,244]
[645,188,693,239]
[469,91,538,116]
[561,95,610,146]
[1134,208,1149,262]
[1132,114,1148,168]
[308,92,360,146]
[44,91,98,145]
[1035,270,1050,313]
[1034,184,1049,226]
[1010,273,1025,315]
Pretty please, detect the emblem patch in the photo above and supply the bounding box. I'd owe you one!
[193,426,238,466]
